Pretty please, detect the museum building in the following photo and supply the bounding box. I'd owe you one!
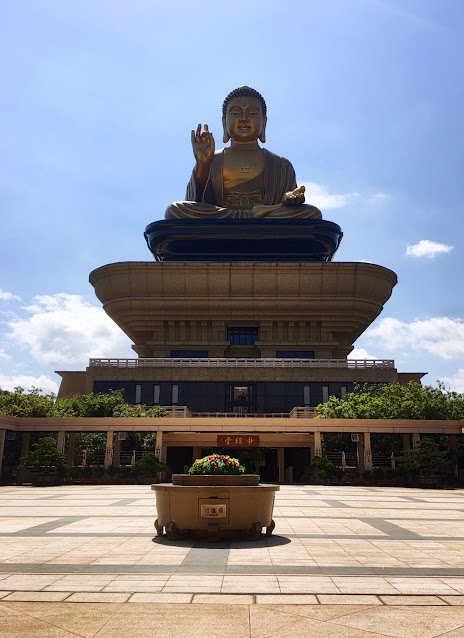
[48,214,425,480]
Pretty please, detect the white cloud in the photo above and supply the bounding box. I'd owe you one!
[302,182,360,210]
[441,369,464,393]
[7,293,133,367]
[0,290,20,302]
[368,192,389,203]
[366,317,464,360]
[348,348,378,360]
[0,374,58,394]
[0,349,9,360]
[405,240,453,258]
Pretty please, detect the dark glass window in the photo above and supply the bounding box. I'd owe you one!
[171,350,209,357]
[276,350,315,359]
[304,385,311,405]
[171,385,179,405]
[227,327,258,345]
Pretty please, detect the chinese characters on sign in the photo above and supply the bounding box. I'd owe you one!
[217,435,260,448]
[200,504,227,518]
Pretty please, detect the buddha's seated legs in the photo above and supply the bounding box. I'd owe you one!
[252,203,322,219]
[165,201,322,220]
[166,201,252,219]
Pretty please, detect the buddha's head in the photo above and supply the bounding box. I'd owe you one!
[222,86,267,144]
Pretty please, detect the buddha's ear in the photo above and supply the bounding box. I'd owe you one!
[259,116,267,144]
[222,116,230,143]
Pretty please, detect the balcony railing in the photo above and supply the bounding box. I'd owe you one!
[89,357,394,370]
[192,408,317,418]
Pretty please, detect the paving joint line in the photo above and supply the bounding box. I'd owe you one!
[0,592,462,605]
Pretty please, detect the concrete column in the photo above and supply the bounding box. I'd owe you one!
[277,447,285,483]
[412,433,420,448]
[66,433,76,467]
[357,435,365,473]
[0,430,6,480]
[313,431,322,457]
[113,436,121,467]
[155,431,166,463]
[402,434,411,451]
[57,431,65,454]
[104,431,114,469]
[364,432,373,471]
[20,432,30,458]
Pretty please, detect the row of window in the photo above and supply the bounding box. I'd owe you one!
[227,327,258,345]
[134,384,178,406]
[304,385,347,405]
[170,349,315,358]
[133,383,347,406]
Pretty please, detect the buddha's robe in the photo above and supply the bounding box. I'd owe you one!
[165,149,322,219]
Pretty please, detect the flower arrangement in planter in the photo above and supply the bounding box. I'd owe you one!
[188,454,245,475]
[173,454,257,486]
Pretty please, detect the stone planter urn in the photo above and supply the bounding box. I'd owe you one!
[151,472,279,541]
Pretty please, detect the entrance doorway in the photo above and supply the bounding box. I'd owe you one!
[227,384,256,414]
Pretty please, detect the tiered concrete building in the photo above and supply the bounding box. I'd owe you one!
[51,221,425,480]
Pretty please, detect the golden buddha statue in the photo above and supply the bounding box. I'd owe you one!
[165,87,322,219]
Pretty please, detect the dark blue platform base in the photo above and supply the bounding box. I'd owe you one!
[144,219,343,262]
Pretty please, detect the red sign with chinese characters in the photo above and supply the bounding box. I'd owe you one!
[217,435,260,448]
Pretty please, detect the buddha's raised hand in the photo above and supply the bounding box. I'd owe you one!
[283,185,306,206]
[191,124,215,165]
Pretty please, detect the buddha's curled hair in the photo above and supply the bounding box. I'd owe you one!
[222,86,267,117]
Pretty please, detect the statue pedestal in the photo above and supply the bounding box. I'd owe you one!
[144,219,343,262]
[89,260,397,359]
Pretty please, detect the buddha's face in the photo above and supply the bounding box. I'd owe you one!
[223,97,266,143]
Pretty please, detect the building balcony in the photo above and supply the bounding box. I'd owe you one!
[88,357,395,370]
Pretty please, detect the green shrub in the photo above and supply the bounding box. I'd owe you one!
[21,436,68,472]
[134,452,167,475]
[385,469,396,481]
[300,456,339,482]
[397,437,451,478]
[372,467,386,481]
[112,405,169,418]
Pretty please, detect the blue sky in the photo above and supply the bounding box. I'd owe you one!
[1,0,464,394]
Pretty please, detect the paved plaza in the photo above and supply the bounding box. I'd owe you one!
[1,484,464,636]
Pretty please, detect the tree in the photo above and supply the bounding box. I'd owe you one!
[317,382,464,420]
[0,387,56,417]
[21,436,68,485]
[53,390,128,417]
[397,437,451,478]
[0,387,170,419]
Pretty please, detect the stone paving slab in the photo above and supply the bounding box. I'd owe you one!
[2,484,464,602]
[1,601,464,637]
